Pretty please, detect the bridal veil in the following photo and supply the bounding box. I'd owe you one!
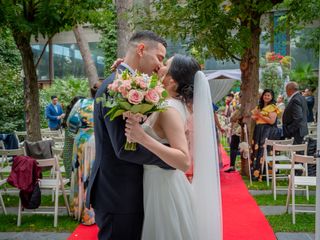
[192,71,223,240]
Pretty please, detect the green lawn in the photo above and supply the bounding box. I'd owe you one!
[254,193,316,206]
[0,214,78,232]
[267,213,315,232]
[2,194,67,207]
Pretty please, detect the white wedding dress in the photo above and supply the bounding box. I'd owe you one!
[142,98,198,240]
[142,72,223,240]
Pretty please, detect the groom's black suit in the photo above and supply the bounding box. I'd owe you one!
[86,65,172,240]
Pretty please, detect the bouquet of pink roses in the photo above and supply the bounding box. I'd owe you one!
[99,69,168,150]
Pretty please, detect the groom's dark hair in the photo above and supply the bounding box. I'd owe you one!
[129,30,167,48]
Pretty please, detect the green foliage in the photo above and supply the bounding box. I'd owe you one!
[278,0,320,54]
[134,0,283,61]
[261,62,284,96]
[40,77,90,127]
[0,60,24,132]
[290,63,318,90]
[0,28,21,65]
[90,3,117,77]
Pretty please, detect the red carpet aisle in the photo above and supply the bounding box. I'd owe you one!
[67,224,98,240]
[220,146,277,240]
[68,145,276,240]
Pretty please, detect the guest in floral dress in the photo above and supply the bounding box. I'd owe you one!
[62,96,85,180]
[67,83,100,225]
[251,89,281,181]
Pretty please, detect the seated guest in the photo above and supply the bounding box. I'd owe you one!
[251,89,281,181]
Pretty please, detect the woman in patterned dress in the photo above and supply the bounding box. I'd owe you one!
[68,84,100,225]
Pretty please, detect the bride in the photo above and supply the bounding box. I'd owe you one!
[125,54,223,240]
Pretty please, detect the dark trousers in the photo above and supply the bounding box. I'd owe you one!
[95,210,143,240]
[230,135,240,167]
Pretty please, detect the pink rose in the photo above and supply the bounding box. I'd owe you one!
[145,89,160,104]
[118,81,132,97]
[128,90,144,105]
[139,81,147,89]
[155,86,165,96]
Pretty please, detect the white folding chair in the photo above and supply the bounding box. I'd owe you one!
[14,131,28,148]
[0,178,7,215]
[17,156,70,227]
[285,153,316,224]
[272,143,308,200]
[262,138,294,186]
[0,148,26,180]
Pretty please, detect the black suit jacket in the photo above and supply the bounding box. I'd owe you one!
[282,92,308,140]
[86,65,172,214]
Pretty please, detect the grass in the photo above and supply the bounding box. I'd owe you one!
[0,214,78,232]
[2,194,67,207]
[254,194,316,206]
[267,213,315,232]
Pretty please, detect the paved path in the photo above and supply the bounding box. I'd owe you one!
[0,232,70,240]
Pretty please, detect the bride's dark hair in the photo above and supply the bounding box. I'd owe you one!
[168,54,201,105]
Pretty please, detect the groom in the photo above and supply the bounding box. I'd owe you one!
[86,31,172,240]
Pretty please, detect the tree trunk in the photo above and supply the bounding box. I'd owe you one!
[239,18,261,176]
[13,32,41,141]
[115,0,134,58]
[73,25,99,88]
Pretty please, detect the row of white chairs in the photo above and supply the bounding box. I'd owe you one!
[260,138,317,224]
[0,147,70,227]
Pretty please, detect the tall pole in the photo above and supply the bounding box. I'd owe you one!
[315,42,320,240]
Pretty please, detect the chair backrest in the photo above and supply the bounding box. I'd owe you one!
[292,153,316,165]
[0,148,26,167]
[291,153,316,177]
[265,138,294,147]
[0,148,26,157]
[36,157,57,168]
[273,143,308,153]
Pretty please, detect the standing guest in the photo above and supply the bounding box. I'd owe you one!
[223,93,234,144]
[282,82,308,144]
[251,89,281,181]
[303,88,315,123]
[45,95,65,130]
[68,83,101,225]
[61,96,85,180]
[276,94,286,124]
[225,93,242,173]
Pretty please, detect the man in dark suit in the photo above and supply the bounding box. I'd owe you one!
[45,96,65,130]
[86,31,170,240]
[282,82,308,144]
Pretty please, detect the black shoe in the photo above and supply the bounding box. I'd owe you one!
[224,167,235,173]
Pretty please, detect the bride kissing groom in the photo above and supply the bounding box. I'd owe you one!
[86,30,222,240]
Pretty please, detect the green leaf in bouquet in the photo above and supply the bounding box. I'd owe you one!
[106,107,120,117]
[122,69,130,80]
[130,103,154,114]
[118,101,132,110]
[110,109,126,120]
[162,90,169,98]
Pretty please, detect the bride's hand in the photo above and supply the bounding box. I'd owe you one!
[125,116,146,144]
